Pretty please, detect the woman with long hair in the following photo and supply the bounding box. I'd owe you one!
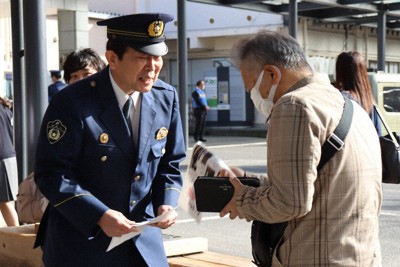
[335,51,382,135]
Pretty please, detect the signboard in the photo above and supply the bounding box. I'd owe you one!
[204,77,218,108]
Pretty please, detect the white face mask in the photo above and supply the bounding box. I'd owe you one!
[250,66,281,118]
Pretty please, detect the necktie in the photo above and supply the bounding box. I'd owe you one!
[122,97,133,133]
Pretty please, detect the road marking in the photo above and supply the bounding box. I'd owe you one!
[188,142,265,151]
[381,211,400,217]
[177,215,227,224]
[176,210,400,224]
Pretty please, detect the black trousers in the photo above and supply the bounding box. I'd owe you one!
[193,108,207,140]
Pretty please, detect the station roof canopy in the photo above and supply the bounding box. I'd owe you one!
[188,0,400,29]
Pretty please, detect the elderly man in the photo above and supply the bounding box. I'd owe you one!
[34,13,185,266]
[220,30,382,266]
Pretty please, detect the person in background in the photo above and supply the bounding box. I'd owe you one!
[34,13,185,266]
[48,70,66,102]
[335,51,382,135]
[219,30,382,266]
[0,96,19,226]
[192,80,209,142]
[63,48,106,84]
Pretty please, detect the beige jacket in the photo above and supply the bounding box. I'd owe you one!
[237,74,382,266]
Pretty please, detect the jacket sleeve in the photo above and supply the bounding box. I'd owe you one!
[34,91,109,238]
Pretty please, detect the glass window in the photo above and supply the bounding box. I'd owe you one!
[383,86,400,112]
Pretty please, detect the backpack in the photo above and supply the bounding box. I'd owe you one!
[16,172,49,224]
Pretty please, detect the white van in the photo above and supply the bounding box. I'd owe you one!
[369,72,400,133]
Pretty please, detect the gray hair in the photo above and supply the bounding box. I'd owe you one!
[230,30,312,73]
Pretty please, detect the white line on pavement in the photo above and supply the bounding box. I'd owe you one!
[176,210,400,224]
[176,215,227,224]
[380,211,400,217]
[188,142,266,151]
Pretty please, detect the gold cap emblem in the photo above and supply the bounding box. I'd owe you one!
[47,120,67,144]
[156,127,168,140]
[99,133,109,144]
[148,20,164,37]
[90,81,96,87]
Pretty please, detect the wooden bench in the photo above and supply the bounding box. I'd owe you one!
[168,251,254,267]
[0,225,254,267]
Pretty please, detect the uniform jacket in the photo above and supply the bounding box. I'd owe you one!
[48,80,66,102]
[34,67,186,267]
[237,74,382,266]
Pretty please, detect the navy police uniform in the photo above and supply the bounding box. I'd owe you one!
[48,70,66,103]
[34,13,185,267]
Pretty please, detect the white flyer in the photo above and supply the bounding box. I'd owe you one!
[106,208,175,252]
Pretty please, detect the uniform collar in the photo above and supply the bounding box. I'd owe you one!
[109,69,140,110]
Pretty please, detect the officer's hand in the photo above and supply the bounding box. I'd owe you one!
[220,176,244,220]
[98,209,137,237]
[152,205,177,229]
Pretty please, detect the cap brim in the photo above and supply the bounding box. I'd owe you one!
[129,42,168,56]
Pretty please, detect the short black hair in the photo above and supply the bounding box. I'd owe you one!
[106,39,130,60]
[62,48,106,83]
[196,80,204,87]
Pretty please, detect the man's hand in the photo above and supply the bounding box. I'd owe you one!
[217,168,245,220]
[152,205,177,229]
[98,209,137,237]
[220,177,244,219]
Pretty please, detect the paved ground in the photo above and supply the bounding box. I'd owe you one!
[166,134,400,266]
[3,133,399,266]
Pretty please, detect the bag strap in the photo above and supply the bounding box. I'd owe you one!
[373,105,400,147]
[318,97,353,170]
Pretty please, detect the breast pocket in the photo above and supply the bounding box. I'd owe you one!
[151,142,166,158]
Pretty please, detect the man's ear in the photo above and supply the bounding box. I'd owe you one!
[105,51,117,69]
[264,65,282,84]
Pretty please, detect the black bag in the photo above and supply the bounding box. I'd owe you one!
[250,97,354,267]
[251,221,287,267]
[374,106,400,184]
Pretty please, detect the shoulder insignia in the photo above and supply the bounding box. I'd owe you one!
[47,120,67,144]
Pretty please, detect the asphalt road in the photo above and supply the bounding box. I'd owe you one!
[163,135,400,266]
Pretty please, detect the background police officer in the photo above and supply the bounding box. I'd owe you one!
[192,80,209,142]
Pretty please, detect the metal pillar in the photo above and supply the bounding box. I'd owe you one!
[377,8,386,72]
[289,0,298,39]
[10,0,27,182]
[177,0,189,149]
[23,0,48,173]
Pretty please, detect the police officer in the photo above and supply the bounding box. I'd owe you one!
[34,13,185,267]
[48,70,66,102]
[192,80,209,142]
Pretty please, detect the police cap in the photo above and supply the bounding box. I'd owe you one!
[97,13,174,56]
[50,70,62,77]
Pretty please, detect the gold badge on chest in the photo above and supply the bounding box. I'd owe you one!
[155,127,168,140]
